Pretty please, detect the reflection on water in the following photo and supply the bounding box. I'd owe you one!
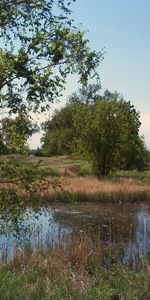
[125,206,150,265]
[0,200,150,264]
[0,206,72,258]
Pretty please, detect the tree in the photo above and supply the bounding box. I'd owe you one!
[68,81,101,104]
[41,102,80,156]
[40,82,102,156]
[0,114,38,155]
[72,92,144,176]
[41,89,146,176]
[122,136,149,171]
[0,0,102,113]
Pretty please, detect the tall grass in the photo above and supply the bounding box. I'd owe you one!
[37,177,150,203]
[0,237,150,299]
[1,176,150,203]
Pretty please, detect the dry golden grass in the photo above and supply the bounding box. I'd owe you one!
[60,176,150,195]
[11,238,101,292]
[1,175,150,202]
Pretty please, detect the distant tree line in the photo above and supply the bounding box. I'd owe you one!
[38,86,149,176]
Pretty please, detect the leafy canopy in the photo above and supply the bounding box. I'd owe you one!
[41,102,79,156]
[72,91,144,176]
[41,88,146,175]
[40,83,102,156]
[0,0,102,113]
[0,114,38,154]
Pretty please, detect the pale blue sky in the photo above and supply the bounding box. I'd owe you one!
[30,0,150,148]
[72,0,150,112]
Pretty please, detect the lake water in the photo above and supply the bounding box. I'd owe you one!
[0,201,150,265]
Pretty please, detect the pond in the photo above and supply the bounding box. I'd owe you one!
[0,200,150,266]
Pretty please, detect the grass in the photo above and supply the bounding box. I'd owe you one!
[0,239,150,299]
[1,176,150,204]
[29,176,150,203]
[1,264,150,300]
[1,155,150,203]
[113,169,150,185]
[34,189,149,204]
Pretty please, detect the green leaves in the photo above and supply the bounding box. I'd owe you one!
[40,88,146,176]
[0,0,102,113]
[41,103,78,156]
[72,92,144,176]
[0,114,39,155]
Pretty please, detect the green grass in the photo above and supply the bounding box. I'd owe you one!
[36,190,149,204]
[112,169,150,185]
[0,262,150,299]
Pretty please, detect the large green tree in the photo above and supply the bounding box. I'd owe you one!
[41,89,146,174]
[0,0,102,113]
[72,92,145,176]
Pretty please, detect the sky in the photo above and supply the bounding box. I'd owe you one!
[29,0,150,149]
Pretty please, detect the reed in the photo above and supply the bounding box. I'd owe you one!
[0,237,150,299]
[37,176,150,203]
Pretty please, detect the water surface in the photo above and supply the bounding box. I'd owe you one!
[0,201,150,265]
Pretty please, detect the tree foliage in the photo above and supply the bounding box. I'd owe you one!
[0,0,102,113]
[72,92,145,176]
[41,83,102,156]
[0,114,38,155]
[68,81,101,104]
[41,88,147,175]
[41,102,79,156]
